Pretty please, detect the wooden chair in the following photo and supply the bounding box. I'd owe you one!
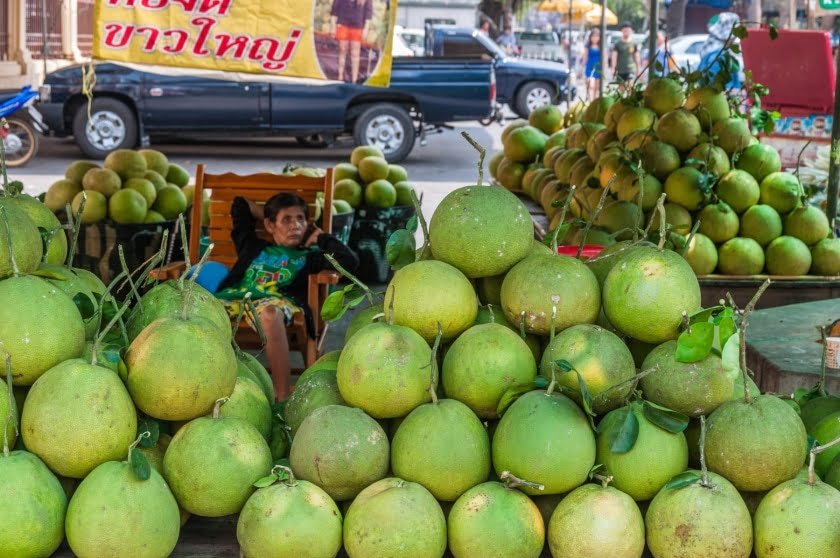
[154,164,339,369]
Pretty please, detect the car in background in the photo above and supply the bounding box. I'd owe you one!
[516,30,564,62]
[666,34,708,70]
[395,26,425,56]
[392,31,416,57]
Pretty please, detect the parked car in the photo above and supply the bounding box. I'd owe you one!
[396,26,425,57]
[37,58,495,163]
[515,30,564,62]
[666,34,709,70]
[391,32,416,57]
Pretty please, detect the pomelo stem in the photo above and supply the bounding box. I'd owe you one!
[66,194,86,268]
[323,253,375,306]
[549,305,557,341]
[519,311,527,340]
[273,464,296,485]
[644,194,667,241]
[245,296,267,347]
[212,397,229,418]
[792,139,813,184]
[576,180,612,259]
[698,415,713,488]
[817,326,829,396]
[655,195,668,250]
[551,186,577,253]
[118,245,144,313]
[427,323,443,404]
[634,169,646,241]
[546,363,557,396]
[680,219,702,257]
[232,292,253,338]
[178,214,191,281]
[808,433,840,485]
[595,364,660,405]
[180,242,214,321]
[739,279,771,403]
[409,189,431,259]
[386,287,396,327]
[593,473,613,488]
[500,471,544,492]
[3,351,17,458]
[460,131,486,187]
[485,304,496,324]
[0,207,20,277]
[126,431,150,463]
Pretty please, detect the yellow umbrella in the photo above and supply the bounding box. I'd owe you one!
[538,0,594,13]
[584,5,618,25]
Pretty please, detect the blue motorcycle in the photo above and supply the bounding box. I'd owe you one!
[0,86,44,167]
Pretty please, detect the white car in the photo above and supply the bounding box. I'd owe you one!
[666,34,709,71]
[395,26,425,57]
[391,29,416,57]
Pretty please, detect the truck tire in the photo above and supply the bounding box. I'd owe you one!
[514,81,556,118]
[2,116,39,167]
[352,103,415,163]
[72,97,138,159]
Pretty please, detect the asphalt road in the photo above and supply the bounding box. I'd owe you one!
[9,120,507,221]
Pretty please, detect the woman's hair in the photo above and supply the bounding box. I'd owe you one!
[587,29,600,48]
[264,193,307,222]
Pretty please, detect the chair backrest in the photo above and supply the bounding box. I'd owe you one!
[190,164,334,268]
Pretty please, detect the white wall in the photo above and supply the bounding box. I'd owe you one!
[396,4,479,30]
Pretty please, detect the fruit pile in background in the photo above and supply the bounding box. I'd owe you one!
[490,81,840,277]
[332,146,416,209]
[43,149,197,225]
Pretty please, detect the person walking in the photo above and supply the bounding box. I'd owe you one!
[647,31,674,77]
[331,0,373,83]
[610,21,641,88]
[497,25,519,55]
[579,28,602,100]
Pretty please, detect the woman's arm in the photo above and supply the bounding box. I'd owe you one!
[307,233,360,274]
[230,196,259,256]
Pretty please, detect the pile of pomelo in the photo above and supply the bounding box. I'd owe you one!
[490,81,840,277]
[44,148,199,226]
[332,145,416,209]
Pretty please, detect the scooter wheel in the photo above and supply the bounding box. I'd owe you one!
[3,116,39,167]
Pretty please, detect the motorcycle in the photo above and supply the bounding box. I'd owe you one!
[0,86,44,167]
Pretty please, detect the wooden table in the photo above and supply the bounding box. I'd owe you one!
[746,298,840,394]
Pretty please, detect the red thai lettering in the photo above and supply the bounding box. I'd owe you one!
[199,0,232,16]
[170,0,199,11]
[215,34,250,59]
[103,22,136,49]
[106,0,136,6]
[140,0,169,8]
[135,26,161,52]
[190,16,217,56]
[162,28,189,53]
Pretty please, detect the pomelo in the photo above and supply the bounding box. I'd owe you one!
[71,190,107,224]
[344,478,447,558]
[681,232,718,275]
[109,188,148,224]
[568,156,596,189]
[136,433,171,474]
[784,205,830,246]
[810,237,840,275]
[766,235,812,276]
[585,127,618,162]
[219,375,272,440]
[545,129,567,151]
[716,169,760,213]
[123,177,157,207]
[697,201,739,243]
[45,178,83,213]
[541,147,564,170]
[1,194,68,265]
[648,201,693,235]
[604,98,635,131]
[351,145,384,166]
[496,158,526,190]
[0,200,44,277]
[105,149,147,180]
[344,303,383,343]
[504,125,547,163]
[736,142,782,182]
[617,173,663,210]
[655,109,702,152]
[664,166,708,210]
[616,107,657,141]
[685,86,731,128]
[586,240,640,286]
[334,178,363,207]
[152,185,188,219]
[640,141,681,180]
[644,78,686,116]
[624,129,657,150]
[284,367,345,435]
[582,95,615,123]
[165,163,190,187]
[474,304,542,360]
[442,323,536,419]
[810,410,840,475]
[83,167,121,198]
[687,142,731,177]
[126,279,230,341]
[567,122,604,150]
[555,148,587,183]
[760,171,802,214]
[529,103,564,133]
[289,405,389,501]
[394,181,415,206]
[717,237,765,275]
[740,204,783,246]
[181,184,196,207]
[334,161,360,182]
[712,117,753,155]
[358,156,390,183]
[429,185,533,278]
[603,246,701,343]
[144,170,167,191]
[37,264,97,339]
[0,378,15,449]
[364,179,396,208]
[138,148,169,175]
[65,160,100,184]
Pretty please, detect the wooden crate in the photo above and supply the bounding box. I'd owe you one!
[699,276,840,310]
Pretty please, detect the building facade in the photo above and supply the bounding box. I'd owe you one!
[397,0,482,29]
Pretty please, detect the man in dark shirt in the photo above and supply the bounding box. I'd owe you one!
[331,0,373,83]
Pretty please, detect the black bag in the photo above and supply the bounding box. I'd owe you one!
[348,205,415,285]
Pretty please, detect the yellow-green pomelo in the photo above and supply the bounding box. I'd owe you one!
[350,145,384,166]
[104,149,147,180]
[655,109,702,152]
[430,185,533,278]
[343,478,446,558]
[65,160,100,184]
[126,280,230,341]
[716,169,760,213]
[442,323,536,419]
[391,399,491,501]
[555,148,586,182]
[144,170,167,192]
[548,482,645,558]
[236,351,273,403]
[810,411,840,475]
[334,178,363,207]
[126,315,237,421]
[648,202,693,235]
[567,122,604,150]
[0,194,67,265]
[604,98,634,131]
[492,390,595,494]
[616,107,657,140]
[685,86,731,128]
[664,166,708,210]
[138,148,169,175]
[759,171,802,214]
[65,460,180,558]
[586,240,640,286]
[784,205,831,246]
[753,475,840,558]
[766,235,812,276]
[290,405,389,501]
[712,117,753,155]
[123,177,157,207]
[597,402,688,501]
[358,156,390,183]
[219,375,272,440]
[164,411,272,516]
[45,178,83,212]
[640,141,681,180]
[540,324,636,414]
[237,476,342,558]
[384,165,408,186]
[0,201,42,279]
[594,200,643,241]
[529,103,564,133]
[687,143,731,177]
[646,470,753,558]
[617,172,663,210]
[37,264,97,339]
[582,95,614,123]
[394,181,415,206]
[624,129,657,150]
[585,127,618,162]
[334,161,360,182]
[448,481,544,558]
[740,204,782,247]
[82,168,121,198]
[496,158,526,190]
[682,232,718,275]
[108,188,148,225]
[504,125,547,163]
[810,237,840,275]
[284,367,345,436]
[568,156,596,189]
[0,275,85,385]
[696,201,738,243]
[0,450,67,558]
[152,185,188,220]
[144,210,166,223]
[364,179,396,208]
[71,190,107,224]
[603,246,701,344]
[165,163,190,187]
[705,395,808,491]
[717,237,765,275]
[735,142,782,182]
[644,77,686,116]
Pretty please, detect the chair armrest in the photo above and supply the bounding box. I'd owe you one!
[148,261,187,281]
[313,270,340,285]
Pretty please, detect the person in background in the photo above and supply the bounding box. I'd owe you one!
[331,0,373,83]
[579,28,602,100]
[610,21,641,87]
[479,19,492,36]
[497,25,519,55]
[646,31,675,77]
[697,12,742,90]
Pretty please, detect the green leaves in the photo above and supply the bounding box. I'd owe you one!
[385,229,416,270]
[665,471,701,490]
[608,406,639,454]
[320,284,372,323]
[533,376,549,390]
[130,448,151,481]
[676,322,714,363]
[555,359,574,373]
[554,362,596,428]
[137,419,160,448]
[253,466,291,488]
[643,401,689,434]
[72,292,97,321]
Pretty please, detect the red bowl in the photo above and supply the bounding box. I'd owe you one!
[557,244,606,260]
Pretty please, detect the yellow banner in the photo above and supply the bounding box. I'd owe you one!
[93,0,398,86]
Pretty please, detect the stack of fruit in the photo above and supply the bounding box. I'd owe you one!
[332,145,415,209]
[43,149,196,225]
[489,82,840,277]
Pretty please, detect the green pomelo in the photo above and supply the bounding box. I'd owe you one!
[66,460,180,558]
[595,201,642,241]
[530,103,565,133]
[585,128,617,162]
[548,483,645,558]
[141,208,165,224]
[144,170,167,192]
[799,395,840,434]
[540,324,636,414]
[236,477,342,558]
[289,405,389,501]
[334,178,363,207]
[784,205,831,246]
[640,141,681,180]
[477,274,504,305]
[391,399,491,501]
[136,433,171,474]
[358,156,390,183]
[706,395,808,491]
[365,179,397,208]
[108,188,148,224]
[597,402,688,501]
[351,145,384,166]
[664,166,708,210]
[582,96,614,124]
[474,305,542,361]
[285,367,346,435]
[655,109,702,152]
[555,148,587,183]
[83,167,121,198]
[717,169,760,213]
[442,323,536,419]
[624,129,657,150]
[138,149,169,176]
[45,178,83,212]
[344,478,446,558]
[394,181,415,206]
[712,117,753,155]
[165,163,190,187]
[337,322,431,419]
[0,275,85,385]
[810,238,840,275]
[334,162,361,183]
[644,78,686,116]
[641,341,734,417]
[0,194,67,265]
[104,149,147,180]
[759,172,802,215]
[448,481,545,558]
[646,470,753,558]
[492,390,595,495]
[0,450,67,557]
[0,202,42,278]
[218,376,272,440]
[384,260,477,342]
[164,412,272,516]
[766,235,812,276]
[71,190,107,224]
[736,143,782,182]
[344,303,383,343]
[616,107,657,140]
[501,254,600,335]
[586,240,639,286]
[570,226,617,247]
[568,156,596,189]
[685,86,731,128]
[38,264,98,339]
[237,351,274,403]
[269,420,289,461]
[827,455,840,489]
[648,201,693,235]
[152,185,188,220]
[698,201,739,243]
[740,204,783,247]
[718,237,765,275]
[603,246,701,343]
[126,280,230,341]
[496,158,526,190]
[65,160,100,184]
[753,476,840,558]
[545,130,567,151]
[504,126,547,163]
[687,143,731,177]
[123,177,157,207]
[681,232,719,275]
[71,266,106,297]
[811,410,840,475]
[126,315,237,421]
[429,185,533,278]
[567,122,604,150]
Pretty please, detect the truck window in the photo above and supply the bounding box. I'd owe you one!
[442,35,489,58]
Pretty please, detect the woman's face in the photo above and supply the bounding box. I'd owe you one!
[265,206,307,247]
[592,31,600,43]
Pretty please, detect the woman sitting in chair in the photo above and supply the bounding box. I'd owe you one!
[214,194,358,400]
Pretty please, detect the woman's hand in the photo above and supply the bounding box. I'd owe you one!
[246,198,263,220]
[304,225,323,247]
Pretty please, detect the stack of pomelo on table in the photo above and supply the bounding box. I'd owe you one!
[332,145,416,210]
[489,81,840,278]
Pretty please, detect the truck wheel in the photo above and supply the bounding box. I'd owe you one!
[72,97,138,159]
[515,81,555,118]
[2,116,39,168]
[353,103,415,163]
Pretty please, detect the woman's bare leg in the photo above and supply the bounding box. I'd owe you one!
[338,40,349,81]
[259,306,291,400]
[350,41,362,83]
